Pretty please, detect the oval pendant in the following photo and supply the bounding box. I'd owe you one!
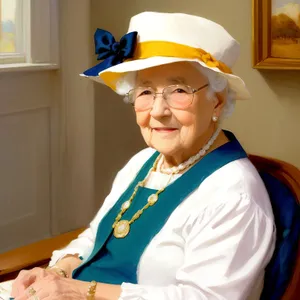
[113,220,130,238]
[147,194,158,205]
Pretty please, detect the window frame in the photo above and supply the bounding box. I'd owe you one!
[0,0,59,71]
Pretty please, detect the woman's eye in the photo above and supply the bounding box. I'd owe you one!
[174,88,187,93]
[139,90,152,96]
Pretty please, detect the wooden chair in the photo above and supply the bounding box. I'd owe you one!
[0,228,85,281]
[0,155,299,300]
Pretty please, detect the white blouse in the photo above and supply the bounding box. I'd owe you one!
[49,147,276,300]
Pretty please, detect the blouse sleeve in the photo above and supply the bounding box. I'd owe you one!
[120,191,276,300]
[49,148,155,266]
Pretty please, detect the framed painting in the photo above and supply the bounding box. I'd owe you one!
[253,0,300,69]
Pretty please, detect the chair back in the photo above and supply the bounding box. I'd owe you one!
[249,155,300,300]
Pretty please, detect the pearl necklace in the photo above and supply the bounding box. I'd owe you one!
[157,127,222,174]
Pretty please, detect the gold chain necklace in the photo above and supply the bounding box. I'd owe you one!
[112,144,212,238]
[112,154,175,238]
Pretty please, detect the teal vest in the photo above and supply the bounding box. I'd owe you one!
[72,131,247,284]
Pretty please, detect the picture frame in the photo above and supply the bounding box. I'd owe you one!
[252,0,300,70]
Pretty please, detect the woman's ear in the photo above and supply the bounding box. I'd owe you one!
[213,88,227,118]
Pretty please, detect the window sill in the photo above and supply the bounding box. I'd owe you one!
[0,63,59,73]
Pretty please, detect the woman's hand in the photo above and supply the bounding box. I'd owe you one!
[12,266,122,300]
[13,274,88,300]
[11,267,56,298]
[11,254,82,298]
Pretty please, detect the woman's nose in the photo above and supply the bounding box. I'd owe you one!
[150,94,171,118]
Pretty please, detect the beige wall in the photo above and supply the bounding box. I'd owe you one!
[0,71,56,252]
[56,0,95,233]
[92,0,300,205]
[0,0,95,252]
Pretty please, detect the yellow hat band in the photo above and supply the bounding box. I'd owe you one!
[100,41,232,91]
[132,41,232,74]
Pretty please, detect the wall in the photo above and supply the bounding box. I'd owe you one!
[55,0,95,234]
[0,0,95,253]
[0,71,55,253]
[92,0,300,206]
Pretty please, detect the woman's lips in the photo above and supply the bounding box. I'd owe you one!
[153,128,177,133]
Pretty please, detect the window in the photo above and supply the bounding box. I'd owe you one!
[0,0,25,63]
[0,0,59,68]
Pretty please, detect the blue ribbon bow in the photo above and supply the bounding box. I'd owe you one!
[83,29,138,76]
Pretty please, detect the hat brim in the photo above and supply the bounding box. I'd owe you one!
[81,56,250,100]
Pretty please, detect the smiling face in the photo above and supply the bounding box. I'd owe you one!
[134,62,225,165]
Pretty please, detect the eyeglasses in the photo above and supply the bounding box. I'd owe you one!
[125,83,209,111]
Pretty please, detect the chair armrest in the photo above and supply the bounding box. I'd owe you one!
[0,228,85,282]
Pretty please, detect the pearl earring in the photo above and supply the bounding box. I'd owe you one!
[212,115,218,122]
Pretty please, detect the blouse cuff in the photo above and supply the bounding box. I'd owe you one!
[48,248,85,267]
[119,282,161,300]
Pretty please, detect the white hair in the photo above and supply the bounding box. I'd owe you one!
[195,63,236,121]
[117,62,236,121]
[116,72,137,96]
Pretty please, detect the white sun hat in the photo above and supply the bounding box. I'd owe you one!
[82,11,250,100]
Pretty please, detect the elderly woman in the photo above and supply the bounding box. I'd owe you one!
[10,11,275,300]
